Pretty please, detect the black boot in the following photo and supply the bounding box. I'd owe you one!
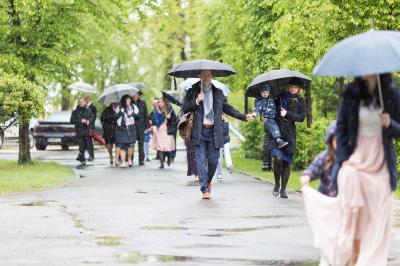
[280,162,290,199]
[158,151,164,169]
[272,159,281,197]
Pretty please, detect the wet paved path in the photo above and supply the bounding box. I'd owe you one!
[0,147,399,265]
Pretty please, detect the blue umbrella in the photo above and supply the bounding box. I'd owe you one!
[313,30,400,77]
[313,30,400,109]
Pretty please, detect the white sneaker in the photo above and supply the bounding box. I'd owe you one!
[217,174,223,181]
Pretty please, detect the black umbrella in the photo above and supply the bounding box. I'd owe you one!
[246,69,311,98]
[162,91,182,107]
[168,59,237,78]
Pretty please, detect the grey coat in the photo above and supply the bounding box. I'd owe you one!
[182,82,246,148]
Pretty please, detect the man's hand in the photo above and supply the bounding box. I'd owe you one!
[380,113,391,128]
[280,108,287,117]
[86,121,90,125]
[300,175,311,187]
[245,114,254,122]
[121,108,125,113]
[81,119,87,124]
[196,91,205,104]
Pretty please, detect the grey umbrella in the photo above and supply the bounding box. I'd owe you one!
[68,81,96,93]
[126,82,147,90]
[97,84,139,105]
[168,59,237,78]
[246,69,311,98]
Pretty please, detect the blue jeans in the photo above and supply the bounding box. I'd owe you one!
[194,127,221,193]
[264,119,281,140]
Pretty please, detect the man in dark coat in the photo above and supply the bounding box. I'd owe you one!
[132,91,149,165]
[183,70,253,199]
[84,95,97,161]
[70,98,94,166]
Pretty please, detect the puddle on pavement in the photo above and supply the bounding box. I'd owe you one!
[140,226,188,231]
[96,236,123,246]
[246,214,296,219]
[213,224,286,233]
[119,251,193,264]
[118,251,318,265]
[18,200,56,207]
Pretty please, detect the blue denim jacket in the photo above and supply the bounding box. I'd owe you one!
[333,84,400,192]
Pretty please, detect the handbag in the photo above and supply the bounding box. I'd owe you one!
[178,112,194,140]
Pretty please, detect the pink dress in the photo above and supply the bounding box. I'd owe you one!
[303,106,393,266]
[151,121,175,152]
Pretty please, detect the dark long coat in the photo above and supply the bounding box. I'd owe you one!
[135,99,149,139]
[335,84,400,192]
[87,103,97,129]
[70,106,94,137]
[182,82,246,149]
[100,106,117,142]
[276,94,306,155]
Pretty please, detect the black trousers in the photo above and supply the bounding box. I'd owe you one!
[273,158,291,192]
[136,128,145,163]
[78,136,91,162]
[87,137,94,158]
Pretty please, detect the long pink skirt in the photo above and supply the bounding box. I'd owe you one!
[303,134,393,266]
[151,123,175,152]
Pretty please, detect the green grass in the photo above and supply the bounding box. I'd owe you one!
[232,151,319,192]
[232,151,400,199]
[0,160,74,194]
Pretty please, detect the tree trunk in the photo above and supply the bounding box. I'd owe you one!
[61,87,71,111]
[18,121,31,164]
[306,88,313,128]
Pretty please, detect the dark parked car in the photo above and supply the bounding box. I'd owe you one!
[34,111,102,151]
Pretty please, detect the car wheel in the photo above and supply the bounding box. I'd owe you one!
[61,144,69,151]
[35,138,47,151]
[0,130,4,149]
[29,131,35,149]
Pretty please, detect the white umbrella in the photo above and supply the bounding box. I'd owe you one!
[97,84,139,105]
[180,78,231,96]
[67,82,96,93]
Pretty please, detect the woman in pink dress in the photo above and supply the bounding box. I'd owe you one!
[302,73,400,266]
[151,98,177,169]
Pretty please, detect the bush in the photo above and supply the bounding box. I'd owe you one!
[240,119,264,159]
[293,118,332,170]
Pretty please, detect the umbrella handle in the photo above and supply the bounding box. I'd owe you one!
[376,74,385,111]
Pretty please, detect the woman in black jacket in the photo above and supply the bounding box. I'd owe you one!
[101,103,118,165]
[114,95,139,168]
[271,78,306,198]
[302,73,400,266]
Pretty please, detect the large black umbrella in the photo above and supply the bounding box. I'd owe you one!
[162,91,182,107]
[168,59,237,78]
[246,69,311,98]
